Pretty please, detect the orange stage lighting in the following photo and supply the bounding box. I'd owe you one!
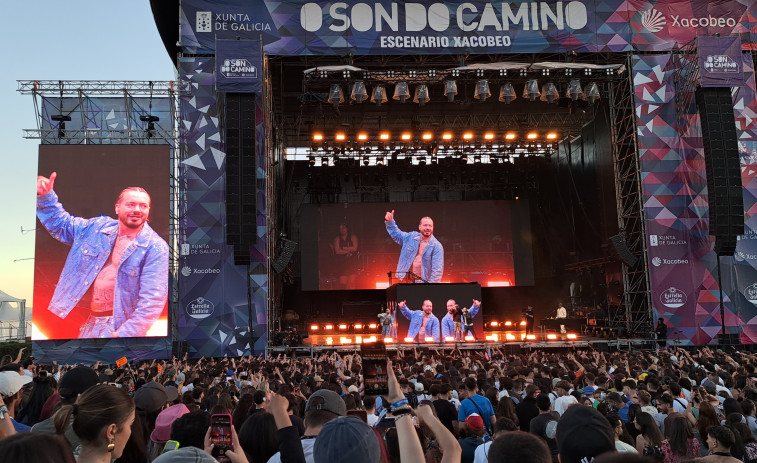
[485,334,499,342]
[526,334,536,340]
[325,324,334,330]
[487,281,511,287]
[504,321,513,326]
[567,333,577,340]
[424,336,434,343]
[505,333,516,341]
[335,133,346,141]
[368,323,378,330]
[444,336,455,343]
[379,132,390,141]
[464,335,474,341]
[490,321,499,327]
[441,132,453,140]
[546,132,558,140]
[384,337,395,343]
[400,132,412,141]
[340,337,352,344]
[547,334,558,340]
[520,321,527,326]
[338,324,348,330]
[375,282,390,289]
[310,324,319,331]
[505,132,517,140]
[357,133,368,141]
[365,336,377,343]
[462,132,474,140]
[483,132,495,140]
[312,133,324,141]
[355,336,363,344]
[422,132,433,140]
[326,337,333,345]
[404,337,414,343]
[354,323,364,330]
[526,132,538,140]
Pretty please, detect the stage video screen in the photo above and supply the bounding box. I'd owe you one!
[33,145,170,340]
[302,200,533,291]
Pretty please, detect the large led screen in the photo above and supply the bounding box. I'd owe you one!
[33,145,170,340]
[301,200,534,291]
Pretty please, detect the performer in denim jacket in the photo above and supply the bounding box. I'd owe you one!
[398,299,440,342]
[384,210,444,283]
[36,172,169,338]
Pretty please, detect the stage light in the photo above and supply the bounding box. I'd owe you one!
[520,320,526,326]
[526,334,536,340]
[393,81,410,103]
[368,323,378,330]
[476,68,485,77]
[328,84,344,108]
[325,324,334,330]
[310,324,319,331]
[312,133,324,142]
[474,79,491,101]
[445,336,455,343]
[567,333,578,340]
[504,321,513,327]
[340,337,352,344]
[547,333,558,340]
[565,68,574,76]
[404,337,414,343]
[505,333,516,341]
[585,82,600,104]
[424,336,434,343]
[52,114,72,139]
[343,69,351,78]
[401,132,412,141]
[371,85,388,106]
[319,69,328,78]
[355,335,363,344]
[464,335,475,341]
[375,282,390,289]
[451,69,460,77]
[483,132,495,141]
[519,68,527,77]
[584,68,593,76]
[354,323,364,330]
[366,335,377,343]
[527,132,538,140]
[490,321,499,327]
[499,68,507,76]
[545,132,558,140]
[379,132,390,141]
[541,83,559,104]
[385,337,394,343]
[422,132,433,141]
[444,80,458,102]
[335,133,346,142]
[568,79,584,100]
[326,337,333,345]
[485,334,499,342]
[357,133,368,142]
[441,132,453,141]
[414,84,430,105]
[523,80,540,101]
[351,80,368,103]
[505,132,517,141]
[462,132,474,141]
[487,281,511,287]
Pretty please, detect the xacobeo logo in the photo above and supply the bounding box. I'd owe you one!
[652,257,662,267]
[641,9,666,33]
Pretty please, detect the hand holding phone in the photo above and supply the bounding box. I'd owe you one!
[208,414,233,458]
[361,341,388,396]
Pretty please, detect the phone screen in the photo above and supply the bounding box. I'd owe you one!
[361,341,388,396]
[210,414,233,457]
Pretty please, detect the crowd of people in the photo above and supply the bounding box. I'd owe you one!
[0,343,756,463]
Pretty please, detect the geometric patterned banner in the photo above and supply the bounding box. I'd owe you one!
[634,53,757,344]
[180,0,757,55]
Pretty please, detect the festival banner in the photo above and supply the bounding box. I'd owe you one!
[699,36,744,87]
[216,39,263,93]
[180,0,757,56]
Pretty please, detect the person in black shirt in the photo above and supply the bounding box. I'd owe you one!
[431,383,458,436]
[525,306,535,335]
[655,317,667,348]
[516,384,540,432]
[529,393,560,460]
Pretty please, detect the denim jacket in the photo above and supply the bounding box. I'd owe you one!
[37,191,169,337]
[399,304,440,342]
[441,313,455,339]
[385,219,444,282]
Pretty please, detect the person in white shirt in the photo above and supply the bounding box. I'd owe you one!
[553,381,578,416]
[555,303,567,334]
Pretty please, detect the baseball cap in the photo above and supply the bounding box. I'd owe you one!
[348,385,359,393]
[150,404,190,443]
[583,386,595,395]
[556,405,615,463]
[152,447,217,463]
[134,382,169,413]
[176,372,185,384]
[305,389,346,416]
[465,413,485,431]
[313,416,381,463]
[0,371,32,397]
[59,366,100,402]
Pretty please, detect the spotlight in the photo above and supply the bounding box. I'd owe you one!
[408,69,417,78]
[400,132,412,141]
[357,133,368,142]
[499,68,507,76]
[584,68,592,76]
[422,132,433,141]
[462,132,474,141]
[312,133,324,142]
[343,69,351,79]
[504,132,517,140]
[523,80,540,101]
[526,132,538,140]
[584,82,601,104]
[370,85,387,106]
[483,132,495,141]
[565,68,573,77]
[393,82,410,103]
[335,133,346,142]
[328,84,344,108]
[52,114,72,139]
[519,68,527,77]
[351,80,368,103]
[379,132,390,141]
[319,69,328,78]
[474,79,491,101]
[499,83,516,104]
[476,69,485,77]
[568,79,584,100]
[542,68,550,76]
[413,84,430,105]
[546,132,558,140]
[541,83,559,104]
[428,69,437,77]
[444,80,458,102]
[441,132,453,141]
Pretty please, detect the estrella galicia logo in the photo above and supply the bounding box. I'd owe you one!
[652,257,662,267]
[197,11,212,32]
[660,287,687,308]
[641,9,666,33]
[745,283,757,305]
[181,266,192,277]
[220,59,258,79]
[186,297,215,319]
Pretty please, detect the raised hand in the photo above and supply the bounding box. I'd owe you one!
[37,172,57,196]
[385,209,394,222]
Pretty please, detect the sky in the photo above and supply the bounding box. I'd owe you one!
[0,1,176,305]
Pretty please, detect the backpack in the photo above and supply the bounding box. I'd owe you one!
[643,444,664,462]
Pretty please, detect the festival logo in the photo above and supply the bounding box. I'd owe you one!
[181,266,192,277]
[703,54,739,74]
[652,257,662,267]
[220,58,258,79]
[186,297,215,319]
[641,9,666,33]
[745,283,757,305]
[660,287,687,308]
[196,11,212,33]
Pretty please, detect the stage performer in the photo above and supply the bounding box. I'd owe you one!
[398,299,440,343]
[384,210,443,283]
[441,299,463,341]
[556,302,567,335]
[36,172,169,339]
[655,317,667,348]
[525,305,535,335]
[461,299,482,339]
[378,307,394,338]
[332,222,359,288]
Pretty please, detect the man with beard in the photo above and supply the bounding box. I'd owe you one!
[37,172,168,338]
[384,210,444,283]
[398,299,441,342]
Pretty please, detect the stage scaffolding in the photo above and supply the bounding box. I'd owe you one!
[608,55,653,337]
[18,79,182,337]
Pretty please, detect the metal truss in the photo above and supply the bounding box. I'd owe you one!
[608,54,653,337]
[672,39,699,132]
[17,80,178,96]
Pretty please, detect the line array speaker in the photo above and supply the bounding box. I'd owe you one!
[695,86,744,256]
[609,234,638,267]
[225,93,257,265]
[272,238,297,274]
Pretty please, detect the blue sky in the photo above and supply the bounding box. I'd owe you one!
[1,1,176,304]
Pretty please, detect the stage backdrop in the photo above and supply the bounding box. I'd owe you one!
[634,52,757,344]
[179,0,757,55]
[177,57,268,357]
